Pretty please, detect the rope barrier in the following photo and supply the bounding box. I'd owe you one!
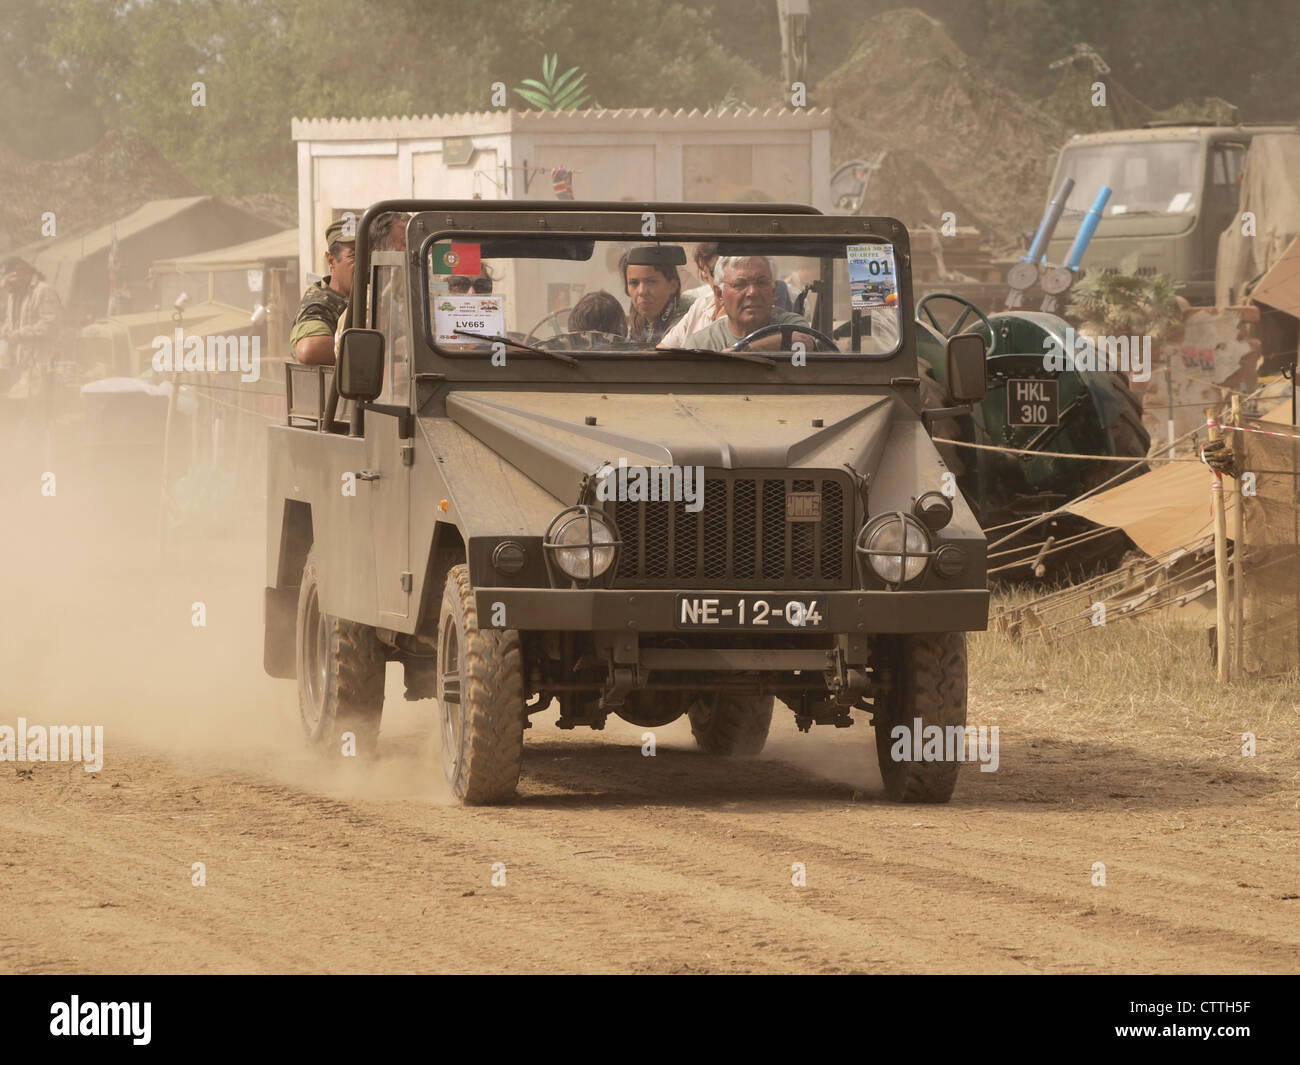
[932,436,1198,463]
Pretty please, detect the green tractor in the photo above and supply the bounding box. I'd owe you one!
[913,294,1149,579]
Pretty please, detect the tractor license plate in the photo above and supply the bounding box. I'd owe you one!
[676,595,824,629]
[1007,378,1059,427]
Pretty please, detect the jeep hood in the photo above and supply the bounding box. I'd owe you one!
[443,390,896,505]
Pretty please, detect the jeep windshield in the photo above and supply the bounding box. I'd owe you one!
[1055,140,1201,217]
[421,235,903,360]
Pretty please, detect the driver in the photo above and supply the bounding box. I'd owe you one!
[683,255,815,351]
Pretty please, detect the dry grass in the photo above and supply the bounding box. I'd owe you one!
[970,587,1300,753]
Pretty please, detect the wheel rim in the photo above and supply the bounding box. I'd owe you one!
[301,583,328,734]
[438,617,464,787]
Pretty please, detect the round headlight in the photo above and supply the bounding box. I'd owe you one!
[862,513,930,584]
[549,510,617,580]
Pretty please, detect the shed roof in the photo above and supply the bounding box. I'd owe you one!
[292,107,831,141]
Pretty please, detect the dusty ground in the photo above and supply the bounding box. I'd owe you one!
[1,427,1297,974]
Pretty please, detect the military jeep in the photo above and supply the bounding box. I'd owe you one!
[264,200,990,804]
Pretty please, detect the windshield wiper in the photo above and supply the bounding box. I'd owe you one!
[453,330,581,368]
[655,345,778,369]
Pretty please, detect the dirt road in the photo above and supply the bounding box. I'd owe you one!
[1,447,1297,974]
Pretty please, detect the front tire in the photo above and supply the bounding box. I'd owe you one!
[436,564,526,804]
[296,546,386,757]
[872,632,967,803]
[688,693,774,756]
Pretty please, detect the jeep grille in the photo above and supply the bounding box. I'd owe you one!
[608,471,853,589]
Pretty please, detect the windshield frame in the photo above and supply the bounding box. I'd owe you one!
[416,225,905,365]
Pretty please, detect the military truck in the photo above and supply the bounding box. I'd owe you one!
[263,200,991,805]
[1044,122,1298,304]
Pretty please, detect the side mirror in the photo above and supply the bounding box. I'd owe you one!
[627,245,687,267]
[338,328,384,401]
[945,332,988,403]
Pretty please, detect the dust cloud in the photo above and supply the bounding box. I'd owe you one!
[0,415,451,803]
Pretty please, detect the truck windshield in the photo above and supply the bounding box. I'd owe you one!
[1056,140,1201,217]
[421,236,903,359]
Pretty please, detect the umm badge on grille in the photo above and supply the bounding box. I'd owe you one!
[786,491,822,522]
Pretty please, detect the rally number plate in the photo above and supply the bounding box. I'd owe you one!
[1007,378,1059,427]
[676,595,824,629]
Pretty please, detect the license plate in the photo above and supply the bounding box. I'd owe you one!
[676,595,825,629]
[1007,378,1059,427]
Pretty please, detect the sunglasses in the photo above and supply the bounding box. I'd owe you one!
[448,276,492,294]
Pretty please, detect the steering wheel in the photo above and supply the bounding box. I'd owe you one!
[915,293,997,356]
[730,322,840,352]
[524,306,573,346]
[536,331,642,352]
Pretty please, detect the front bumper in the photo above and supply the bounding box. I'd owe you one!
[473,587,989,633]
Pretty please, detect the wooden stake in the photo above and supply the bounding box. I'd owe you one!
[1230,394,1245,676]
[1208,407,1230,682]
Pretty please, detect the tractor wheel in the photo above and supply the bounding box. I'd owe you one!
[436,564,526,804]
[688,693,775,756]
[872,632,967,803]
[296,546,386,757]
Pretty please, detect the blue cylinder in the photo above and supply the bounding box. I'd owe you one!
[1024,177,1075,263]
[1066,186,1112,271]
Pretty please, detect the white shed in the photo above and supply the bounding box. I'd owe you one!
[291,107,832,288]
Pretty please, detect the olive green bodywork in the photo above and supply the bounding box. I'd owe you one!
[263,200,989,740]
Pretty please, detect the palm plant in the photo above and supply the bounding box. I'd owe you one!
[512,55,592,111]
[1066,269,1182,337]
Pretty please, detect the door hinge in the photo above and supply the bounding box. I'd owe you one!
[400,444,414,466]
[400,572,413,592]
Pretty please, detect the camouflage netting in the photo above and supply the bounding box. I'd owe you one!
[1237,417,1300,677]
[848,148,993,240]
[0,129,293,253]
[818,9,1068,250]
[0,128,197,250]
[820,10,1249,252]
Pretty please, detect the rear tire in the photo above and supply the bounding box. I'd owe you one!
[436,564,526,804]
[873,632,967,803]
[296,546,386,757]
[688,693,774,756]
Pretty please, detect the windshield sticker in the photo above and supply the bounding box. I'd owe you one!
[847,243,897,309]
[434,294,505,345]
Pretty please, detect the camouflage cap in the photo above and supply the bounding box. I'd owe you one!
[325,216,357,246]
[0,254,29,276]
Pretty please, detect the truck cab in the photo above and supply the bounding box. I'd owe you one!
[1044,123,1297,303]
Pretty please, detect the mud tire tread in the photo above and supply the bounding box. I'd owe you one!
[689,694,775,756]
[296,548,386,758]
[874,632,967,803]
[439,564,525,805]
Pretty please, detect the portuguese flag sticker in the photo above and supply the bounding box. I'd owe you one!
[433,242,482,274]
